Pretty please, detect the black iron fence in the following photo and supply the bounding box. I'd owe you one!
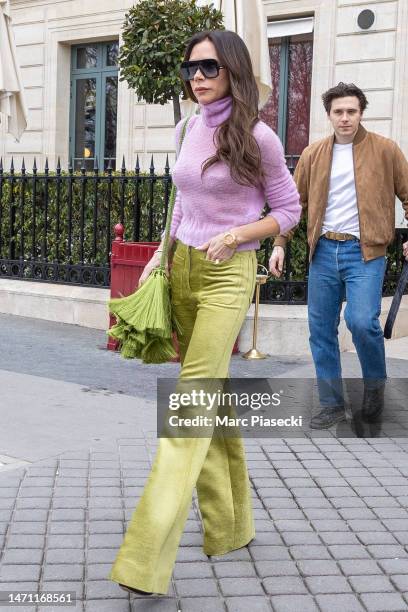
[0,156,406,304]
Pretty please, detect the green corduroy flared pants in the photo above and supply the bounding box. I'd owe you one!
[109,241,257,594]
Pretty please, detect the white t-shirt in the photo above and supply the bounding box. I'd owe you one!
[321,142,360,238]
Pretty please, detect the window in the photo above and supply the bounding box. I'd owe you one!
[70,41,119,170]
[260,19,314,156]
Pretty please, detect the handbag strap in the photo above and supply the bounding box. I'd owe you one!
[159,116,190,270]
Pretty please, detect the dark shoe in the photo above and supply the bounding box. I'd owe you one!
[310,406,346,429]
[361,385,385,423]
[119,583,153,596]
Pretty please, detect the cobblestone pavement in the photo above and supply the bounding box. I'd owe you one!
[1,314,408,611]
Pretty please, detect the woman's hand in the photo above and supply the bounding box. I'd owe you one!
[196,234,236,262]
[138,251,166,287]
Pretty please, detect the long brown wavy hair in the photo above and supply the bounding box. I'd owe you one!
[182,30,263,187]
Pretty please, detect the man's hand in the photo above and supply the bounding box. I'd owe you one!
[403,240,408,261]
[196,234,235,262]
[269,246,285,277]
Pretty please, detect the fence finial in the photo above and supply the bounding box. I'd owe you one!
[21,157,26,174]
[114,223,125,242]
[135,155,140,174]
[121,155,126,173]
[150,155,155,174]
[33,157,37,174]
[57,157,61,174]
[10,157,14,173]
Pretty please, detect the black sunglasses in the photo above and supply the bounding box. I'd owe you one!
[180,59,226,81]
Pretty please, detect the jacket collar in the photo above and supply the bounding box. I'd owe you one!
[329,123,368,148]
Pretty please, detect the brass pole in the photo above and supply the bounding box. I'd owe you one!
[242,270,268,360]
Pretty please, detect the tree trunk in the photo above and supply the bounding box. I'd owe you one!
[172,94,181,125]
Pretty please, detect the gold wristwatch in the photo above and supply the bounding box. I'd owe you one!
[223,231,239,250]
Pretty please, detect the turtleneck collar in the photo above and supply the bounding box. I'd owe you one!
[200,95,232,128]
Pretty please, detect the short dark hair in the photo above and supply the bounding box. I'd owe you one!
[322,82,368,114]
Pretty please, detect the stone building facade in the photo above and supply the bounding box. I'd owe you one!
[2,0,407,221]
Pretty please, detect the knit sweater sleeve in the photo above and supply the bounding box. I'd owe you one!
[258,125,301,235]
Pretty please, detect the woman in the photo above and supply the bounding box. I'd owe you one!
[109,29,301,595]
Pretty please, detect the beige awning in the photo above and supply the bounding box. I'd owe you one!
[219,0,272,107]
[182,0,272,116]
[0,0,28,140]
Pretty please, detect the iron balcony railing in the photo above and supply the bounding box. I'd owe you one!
[0,156,406,304]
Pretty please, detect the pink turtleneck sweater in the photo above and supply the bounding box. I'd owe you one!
[170,95,301,251]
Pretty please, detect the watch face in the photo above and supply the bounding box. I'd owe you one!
[225,235,235,246]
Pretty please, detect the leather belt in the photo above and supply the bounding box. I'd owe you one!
[323,231,359,242]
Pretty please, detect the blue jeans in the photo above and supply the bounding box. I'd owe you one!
[308,237,387,408]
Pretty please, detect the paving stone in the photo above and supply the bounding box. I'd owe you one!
[364,497,399,508]
[315,593,365,611]
[87,564,113,580]
[330,497,366,509]
[9,521,46,534]
[45,549,85,564]
[338,560,382,575]
[374,508,408,519]
[218,577,264,596]
[249,546,290,561]
[1,549,43,564]
[274,520,313,532]
[175,578,220,597]
[349,574,394,593]
[262,576,307,595]
[305,575,352,594]
[328,545,370,559]
[290,545,331,560]
[0,564,41,582]
[88,509,124,521]
[360,592,408,612]
[87,534,123,548]
[302,509,340,520]
[255,560,299,578]
[213,561,256,578]
[49,522,85,534]
[379,559,408,574]
[297,560,341,576]
[181,597,226,612]
[356,532,397,545]
[225,597,272,612]
[280,533,321,546]
[319,532,359,545]
[367,544,408,558]
[338,508,377,520]
[6,535,45,548]
[87,548,117,564]
[382,518,408,531]
[346,519,387,532]
[173,562,213,579]
[270,595,319,612]
[47,535,85,548]
[42,564,84,581]
[13,509,48,522]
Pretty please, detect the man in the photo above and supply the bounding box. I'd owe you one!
[269,82,408,429]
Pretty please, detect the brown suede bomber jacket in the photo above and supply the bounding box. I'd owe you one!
[273,124,408,262]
